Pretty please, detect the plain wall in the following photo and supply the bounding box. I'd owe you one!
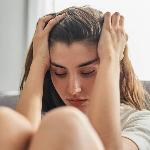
[0,0,27,92]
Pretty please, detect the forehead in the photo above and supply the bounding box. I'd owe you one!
[50,41,98,63]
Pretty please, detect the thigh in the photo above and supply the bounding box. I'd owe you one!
[29,106,104,150]
[0,107,34,150]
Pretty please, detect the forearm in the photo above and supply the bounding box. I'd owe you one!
[88,58,122,150]
[16,58,46,129]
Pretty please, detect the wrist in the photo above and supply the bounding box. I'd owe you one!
[98,56,120,75]
[100,56,120,66]
[31,57,49,74]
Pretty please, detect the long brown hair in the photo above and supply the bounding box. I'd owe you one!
[20,6,149,112]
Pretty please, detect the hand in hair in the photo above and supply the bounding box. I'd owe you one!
[97,12,127,62]
[32,13,66,73]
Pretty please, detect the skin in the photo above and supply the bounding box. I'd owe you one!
[50,41,99,114]
[15,11,139,150]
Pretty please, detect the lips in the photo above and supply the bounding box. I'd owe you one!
[67,99,88,107]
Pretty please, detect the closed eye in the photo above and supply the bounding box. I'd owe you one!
[55,72,67,76]
[54,70,96,77]
[81,70,96,76]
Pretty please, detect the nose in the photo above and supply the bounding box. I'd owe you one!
[67,75,82,95]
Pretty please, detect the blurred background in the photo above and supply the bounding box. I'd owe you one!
[0,0,150,93]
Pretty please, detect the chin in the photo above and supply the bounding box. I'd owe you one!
[63,100,88,115]
[74,104,88,115]
[79,107,88,115]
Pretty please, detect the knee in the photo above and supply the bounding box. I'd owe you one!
[0,106,32,128]
[41,106,89,131]
[0,107,33,147]
[39,106,104,150]
[38,106,91,144]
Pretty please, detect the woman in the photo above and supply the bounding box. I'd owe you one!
[1,6,150,150]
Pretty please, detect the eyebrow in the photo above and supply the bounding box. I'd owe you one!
[51,58,99,69]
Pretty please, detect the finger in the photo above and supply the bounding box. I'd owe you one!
[119,15,124,28]
[111,12,120,28]
[36,15,54,32]
[103,12,111,30]
[44,13,66,32]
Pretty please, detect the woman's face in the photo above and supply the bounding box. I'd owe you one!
[50,41,99,114]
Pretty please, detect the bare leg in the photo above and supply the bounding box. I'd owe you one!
[0,107,33,150]
[29,106,104,150]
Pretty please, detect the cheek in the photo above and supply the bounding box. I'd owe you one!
[81,76,96,93]
[51,76,66,97]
